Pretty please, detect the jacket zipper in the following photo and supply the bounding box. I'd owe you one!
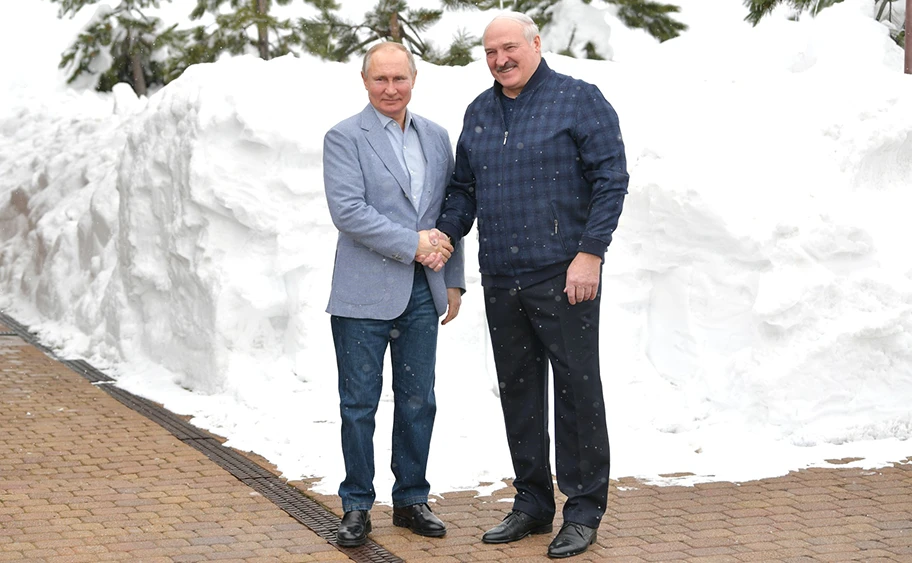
[498,105,510,273]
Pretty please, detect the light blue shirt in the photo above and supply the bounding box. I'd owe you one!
[371,106,426,211]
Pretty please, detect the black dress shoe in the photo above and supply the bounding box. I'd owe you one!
[337,510,371,547]
[547,522,597,558]
[392,503,446,537]
[482,510,553,544]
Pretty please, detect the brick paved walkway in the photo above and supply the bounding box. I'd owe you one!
[0,327,349,563]
[1,321,910,562]
[302,463,912,562]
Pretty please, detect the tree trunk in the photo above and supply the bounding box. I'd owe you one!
[389,12,401,42]
[905,0,911,74]
[131,52,147,96]
[257,0,269,60]
[128,31,147,96]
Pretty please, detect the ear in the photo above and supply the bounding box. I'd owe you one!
[533,35,541,53]
[361,71,368,89]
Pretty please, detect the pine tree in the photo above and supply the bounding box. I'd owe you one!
[441,0,687,48]
[300,0,481,65]
[427,29,479,65]
[441,0,556,30]
[51,0,186,95]
[613,0,687,42]
[873,0,906,50]
[186,0,308,62]
[743,0,842,25]
[744,0,906,50]
[557,27,605,60]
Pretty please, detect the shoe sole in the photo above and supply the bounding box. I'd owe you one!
[336,521,372,547]
[547,531,597,559]
[482,523,553,544]
[392,515,447,537]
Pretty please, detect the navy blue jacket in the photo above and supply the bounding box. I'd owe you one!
[437,59,629,289]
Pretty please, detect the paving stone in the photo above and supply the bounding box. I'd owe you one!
[0,329,351,563]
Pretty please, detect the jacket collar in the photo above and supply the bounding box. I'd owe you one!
[358,104,410,192]
[366,104,417,133]
[493,57,552,100]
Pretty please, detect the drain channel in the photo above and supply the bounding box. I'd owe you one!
[0,310,403,563]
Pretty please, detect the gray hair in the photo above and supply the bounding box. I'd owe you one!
[483,12,540,44]
[362,42,417,77]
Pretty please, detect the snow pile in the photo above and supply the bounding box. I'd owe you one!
[599,0,912,468]
[0,0,911,497]
[0,88,129,352]
[116,57,321,394]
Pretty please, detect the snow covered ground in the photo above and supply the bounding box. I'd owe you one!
[1,0,911,504]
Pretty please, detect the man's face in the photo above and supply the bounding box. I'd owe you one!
[483,19,542,98]
[362,47,415,124]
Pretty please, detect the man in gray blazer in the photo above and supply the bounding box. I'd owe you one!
[323,42,465,548]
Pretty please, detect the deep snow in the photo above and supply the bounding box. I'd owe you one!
[1,0,910,503]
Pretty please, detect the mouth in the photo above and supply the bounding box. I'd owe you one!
[496,63,517,74]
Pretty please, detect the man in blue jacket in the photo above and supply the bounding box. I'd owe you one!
[436,12,628,559]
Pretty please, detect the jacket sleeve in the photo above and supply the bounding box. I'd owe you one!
[323,126,419,264]
[436,111,478,246]
[573,83,629,258]
[440,136,467,292]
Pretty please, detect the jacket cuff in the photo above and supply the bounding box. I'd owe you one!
[578,236,609,260]
[436,221,461,245]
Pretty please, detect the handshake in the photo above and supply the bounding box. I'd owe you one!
[415,228,454,272]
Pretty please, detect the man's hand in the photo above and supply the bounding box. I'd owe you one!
[416,228,454,272]
[564,252,602,305]
[441,288,462,325]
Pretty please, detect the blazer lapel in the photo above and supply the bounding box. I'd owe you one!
[360,106,410,195]
[413,116,437,218]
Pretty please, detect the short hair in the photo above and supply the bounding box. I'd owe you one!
[362,42,417,77]
[483,12,540,44]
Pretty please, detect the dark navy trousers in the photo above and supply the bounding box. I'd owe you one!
[483,272,610,529]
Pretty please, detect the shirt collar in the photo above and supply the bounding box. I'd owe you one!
[370,105,415,132]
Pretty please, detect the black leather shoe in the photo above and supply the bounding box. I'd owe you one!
[547,522,597,558]
[482,510,553,544]
[337,510,371,547]
[392,503,446,537]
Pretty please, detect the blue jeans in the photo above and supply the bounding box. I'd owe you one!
[331,266,439,512]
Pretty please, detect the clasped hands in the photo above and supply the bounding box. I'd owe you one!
[415,228,453,272]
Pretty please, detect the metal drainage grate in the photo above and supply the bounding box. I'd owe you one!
[0,311,55,355]
[0,310,403,563]
[62,358,114,383]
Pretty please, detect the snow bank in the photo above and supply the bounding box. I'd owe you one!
[593,0,912,473]
[1,0,911,494]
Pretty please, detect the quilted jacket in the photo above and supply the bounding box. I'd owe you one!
[437,59,629,288]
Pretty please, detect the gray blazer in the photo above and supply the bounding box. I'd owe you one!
[323,104,465,320]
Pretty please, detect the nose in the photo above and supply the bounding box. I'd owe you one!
[384,80,397,94]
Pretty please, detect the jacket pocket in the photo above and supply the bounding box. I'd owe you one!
[332,243,386,306]
[549,202,568,253]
